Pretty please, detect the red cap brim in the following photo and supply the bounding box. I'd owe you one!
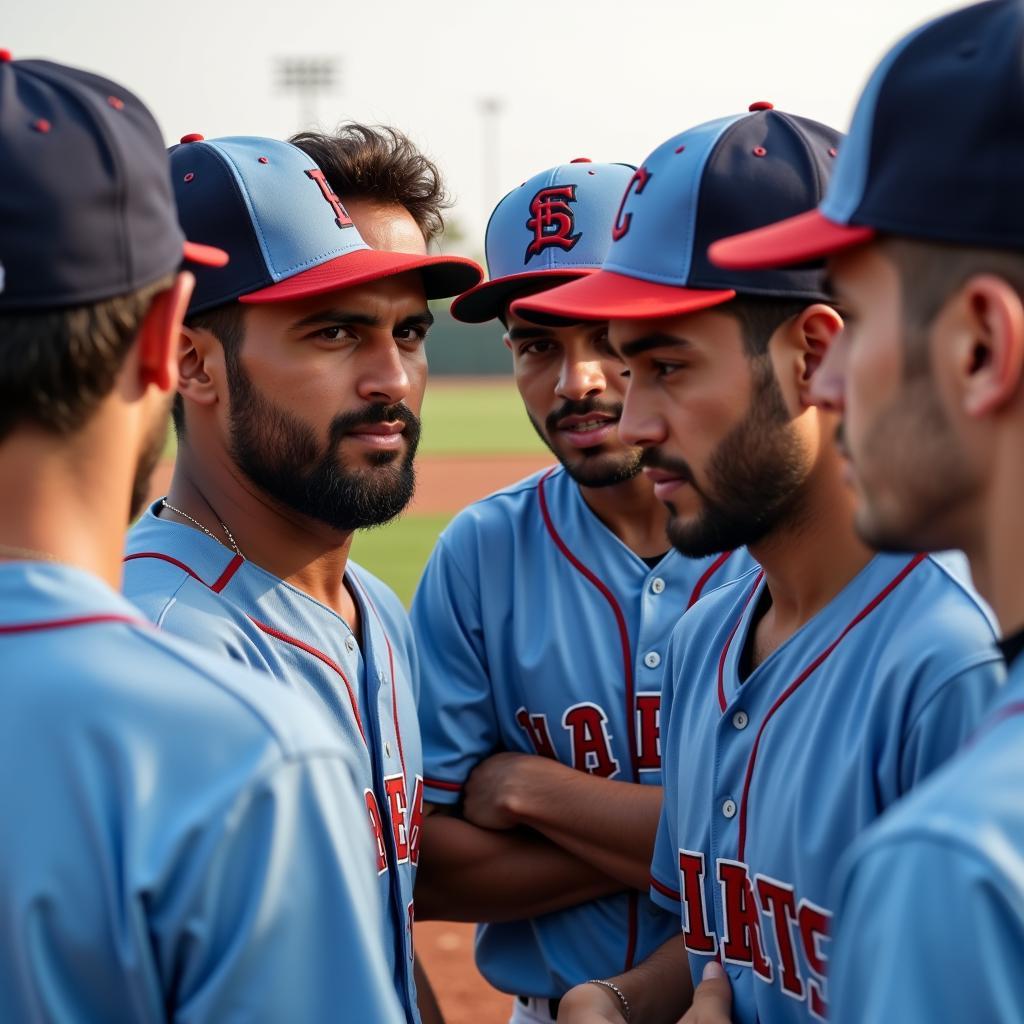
[450,268,594,324]
[708,210,877,270]
[183,240,229,268]
[511,269,735,324]
[239,249,482,304]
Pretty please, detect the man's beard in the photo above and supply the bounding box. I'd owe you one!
[530,397,643,489]
[645,361,810,558]
[131,397,173,522]
[225,355,420,532]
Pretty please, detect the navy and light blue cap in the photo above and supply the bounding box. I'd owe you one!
[711,1,1024,269]
[172,135,483,315]
[0,52,226,312]
[512,104,841,324]
[450,159,636,323]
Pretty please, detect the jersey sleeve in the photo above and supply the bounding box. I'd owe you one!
[411,528,498,805]
[161,753,404,1023]
[899,652,1004,792]
[649,624,684,916]
[830,833,1024,1024]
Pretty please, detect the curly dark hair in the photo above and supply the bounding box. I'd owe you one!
[289,124,451,245]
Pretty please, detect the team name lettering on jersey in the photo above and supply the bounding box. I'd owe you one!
[367,780,423,874]
[384,773,410,864]
[563,702,620,778]
[635,692,662,771]
[365,790,388,874]
[678,850,832,1020]
[515,706,558,758]
[407,776,424,867]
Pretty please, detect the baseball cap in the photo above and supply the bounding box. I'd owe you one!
[709,1,1024,270]
[511,105,841,324]
[171,135,482,315]
[0,52,226,312]
[449,159,637,323]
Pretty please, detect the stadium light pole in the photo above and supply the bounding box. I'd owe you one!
[276,57,340,129]
[478,96,505,230]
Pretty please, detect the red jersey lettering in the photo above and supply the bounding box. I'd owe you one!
[678,849,718,954]
[384,774,410,864]
[365,790,388,874]
[756,874,805,999]
[407,776,424,867]
[798,899,831,1020]
[636,692,661,771]
[718,859,773,980]
[562,702,620,778]
[515,706,558,758]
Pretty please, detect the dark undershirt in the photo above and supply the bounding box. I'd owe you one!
[998,626,1024,668]
[642,552,670,570]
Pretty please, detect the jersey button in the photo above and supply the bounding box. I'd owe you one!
[722,798,738,819]
[345,635,356,653]
[732,710,749,730]
[651,577,666,595]
[644,651,662,669]
[385,742,392,758]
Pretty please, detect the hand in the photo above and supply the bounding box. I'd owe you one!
[678,962,732,1024]
[463,751,560,831]
[557,982,629,1023]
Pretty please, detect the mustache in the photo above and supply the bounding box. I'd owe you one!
[544,397,624,434]
[640,446,696,485]
[327,402,421,445]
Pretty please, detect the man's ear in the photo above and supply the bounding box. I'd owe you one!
[790,303,844,405]
[137,271,194,391]
[954,274,1024,419]
[177,316,228,413]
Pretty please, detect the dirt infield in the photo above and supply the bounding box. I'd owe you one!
[148,452,552,516]
[416,922,511,1022]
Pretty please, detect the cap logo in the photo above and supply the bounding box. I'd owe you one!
[611,166,652,241]
[305,168,354,229]
[524,184,581,262]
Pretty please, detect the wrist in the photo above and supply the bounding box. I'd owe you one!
[585,979,631,1023]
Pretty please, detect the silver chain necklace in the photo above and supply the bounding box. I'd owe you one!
[160,499,243,557]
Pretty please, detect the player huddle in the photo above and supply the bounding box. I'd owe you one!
[1,1,1023,1021]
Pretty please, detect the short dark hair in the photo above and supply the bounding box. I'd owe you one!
[882,237,1024,372]
[0,275,174,443]
[724,296,812,358]
[289,124,451,245]
[171,302,247,435]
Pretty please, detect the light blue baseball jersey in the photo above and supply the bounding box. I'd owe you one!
[411,464,756,998]
[0,561,403,1023]
[123,502,423,1021]
[649,552,1004,1024]
[829,641,1024,1023]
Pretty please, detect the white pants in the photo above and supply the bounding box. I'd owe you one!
[509,995,558,1024]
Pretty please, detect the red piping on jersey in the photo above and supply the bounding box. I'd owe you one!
[650,873,681,902]
[423,776,463,792]
[248,616,366,745]
[124,551,243,594]
[687,551,737,610]
[349,573,408,782]
[732,554,927,861]
[0,613,143,635]
[717,571,766,712]
[537,467,640,971]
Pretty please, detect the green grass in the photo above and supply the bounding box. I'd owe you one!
[350,513,453,606]
[418,378,543,456]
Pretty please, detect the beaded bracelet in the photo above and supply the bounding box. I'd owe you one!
[585,978,632,1022]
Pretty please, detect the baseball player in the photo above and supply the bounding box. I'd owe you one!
[410,160,754,1023]
[291,124,451,255]
[709,2,1024,1019]
[121,133,482,1022]
[0,54,402,1021]
[515,104,1005,1024]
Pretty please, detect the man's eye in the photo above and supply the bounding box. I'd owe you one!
[395,326,428,343]
[654,361,685,378]
[314,326,351,342]
[521,340,555,356]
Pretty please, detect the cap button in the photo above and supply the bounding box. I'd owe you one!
[748,101,774,111]
[180,132,205,144]
[570,157,592,163]
[0,49,12,63]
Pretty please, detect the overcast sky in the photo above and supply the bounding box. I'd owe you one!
[8,0,961,256]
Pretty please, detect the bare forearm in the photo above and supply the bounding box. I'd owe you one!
[414,814,622,922]
[414,957,445,1024]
